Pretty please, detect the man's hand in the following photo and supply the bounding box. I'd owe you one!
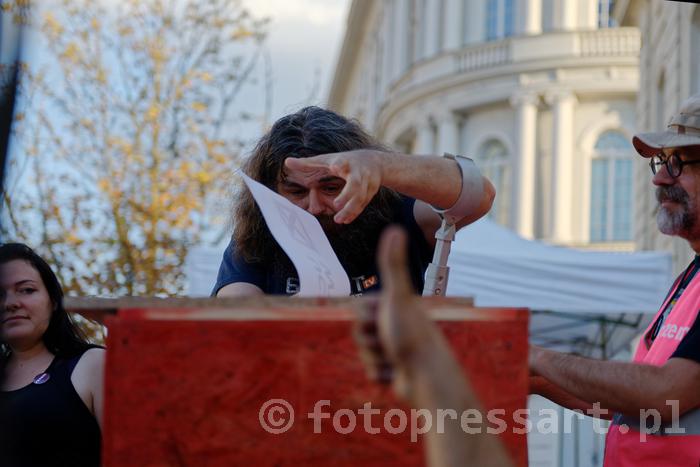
[355,226,513,467]
[355,225,442,401]
[284,149,385,225]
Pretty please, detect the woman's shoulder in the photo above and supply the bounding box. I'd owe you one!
[78,347,105,365]
[71,347,105,376]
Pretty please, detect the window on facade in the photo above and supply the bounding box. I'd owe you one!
[477,139,510,226]
[504,0,514,36]
[598,0,618,28]
[589,131,633,242]
[485,0,515,41]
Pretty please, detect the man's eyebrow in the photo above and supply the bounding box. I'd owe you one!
[319,176,344,184]
[279,180,306,189]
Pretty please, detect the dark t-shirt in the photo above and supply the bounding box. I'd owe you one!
[212,196,433,296]
[672,312,700,364]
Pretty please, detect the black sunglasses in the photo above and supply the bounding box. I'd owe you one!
[649,151,700,178]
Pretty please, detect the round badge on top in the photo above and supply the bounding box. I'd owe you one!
[33,373,50,385]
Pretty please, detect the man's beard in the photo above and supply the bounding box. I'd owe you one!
[272,199,395,282]
[656,185,696,235]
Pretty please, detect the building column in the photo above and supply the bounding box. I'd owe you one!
[436,112,460,155]
[510,92,539,239]
[424,0,440,57]
[558,0,576,30]
[444,0,463,50]
[392,0,409,80]
[546,91,577,244]
[519,0,542,35]
[415,118,435,155]
[381,2,394,93]
[582,0,599,29]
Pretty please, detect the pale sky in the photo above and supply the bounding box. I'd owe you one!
[5,0,352,235]
[243,0,350,128]
[19,0,351,146]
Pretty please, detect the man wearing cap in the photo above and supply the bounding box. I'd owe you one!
[530,95,700,466]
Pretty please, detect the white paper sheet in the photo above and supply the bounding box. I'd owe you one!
[239,172,351,296]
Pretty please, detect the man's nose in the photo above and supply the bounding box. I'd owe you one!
[307,190,324,215]
[652,163,674,186]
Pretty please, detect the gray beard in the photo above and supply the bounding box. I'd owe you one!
[656,186,695,235]
[271,198,397,282]
[657,206,692,235]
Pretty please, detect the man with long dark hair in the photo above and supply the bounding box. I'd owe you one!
[213,106,494,297]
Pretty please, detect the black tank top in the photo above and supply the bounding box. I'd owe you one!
[0,352,101,467]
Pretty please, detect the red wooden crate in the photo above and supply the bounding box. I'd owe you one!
[101,300,529,467]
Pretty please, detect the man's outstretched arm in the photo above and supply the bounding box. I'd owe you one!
[530,345,700,421]
[529,375,613,418]
[285,150,495,244]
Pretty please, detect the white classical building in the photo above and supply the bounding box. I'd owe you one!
[616,0,700,274]
[329,0,640,251]
[327,2,647,465]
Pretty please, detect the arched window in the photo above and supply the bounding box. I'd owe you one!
[589,131,633,242]
[477,139,510,226]
[485,0,515,41]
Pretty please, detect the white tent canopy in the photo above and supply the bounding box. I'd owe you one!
[447,218,671,314]
[446,218,673,357]
[187,218,674,357]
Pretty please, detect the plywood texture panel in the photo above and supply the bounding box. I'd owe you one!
[103,304,528,467]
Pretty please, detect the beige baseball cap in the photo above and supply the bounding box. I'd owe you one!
[633,94,700,158]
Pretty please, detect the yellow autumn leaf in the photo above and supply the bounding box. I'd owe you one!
[191,102,207,112]
[61,43,80,63]
[195,171,212,184]
[146,104,160,121]
[96,68,106,84]
[231,27,253,40]
[204,139,224,151]
[118,25,133,36]
[149,42,166,65]
[43,12,64,36]
[66,231,83,245]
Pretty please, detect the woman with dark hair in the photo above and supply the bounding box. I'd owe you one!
[0,243,103,467]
